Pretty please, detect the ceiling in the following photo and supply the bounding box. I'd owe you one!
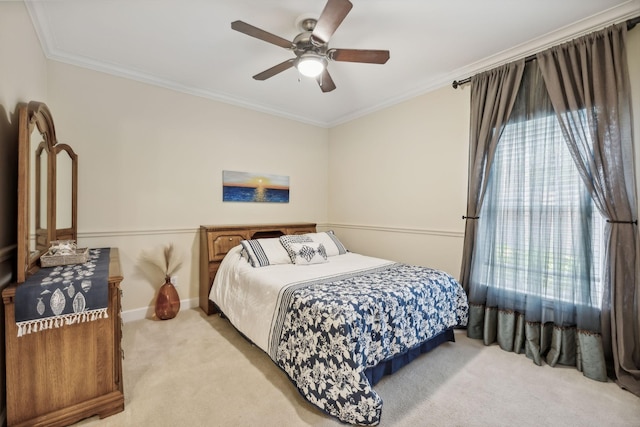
[25,0,639,127]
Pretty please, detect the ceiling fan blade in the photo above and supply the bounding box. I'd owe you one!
[252,59,296,80]
[311,0,353,44]
[316,69,336,93]
[231,20,293,49]
[329,48,390,64]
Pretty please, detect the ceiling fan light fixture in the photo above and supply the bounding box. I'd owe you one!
[296,52,327,78]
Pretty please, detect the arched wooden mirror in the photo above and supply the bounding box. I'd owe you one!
[34,140,51,255]
[55,143,78,242]
[16,101,78,283]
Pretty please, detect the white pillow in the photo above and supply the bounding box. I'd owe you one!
[240,238,292,267]
[303,231,347,256]
[286,241,328,265]
[280,234,313,263]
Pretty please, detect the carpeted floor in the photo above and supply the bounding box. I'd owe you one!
[76,308,640,427]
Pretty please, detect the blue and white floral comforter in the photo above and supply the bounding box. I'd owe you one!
[211,248,468,425]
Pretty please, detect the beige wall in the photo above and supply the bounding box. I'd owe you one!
[0,2,48,249]
[2,2,639,321]
[328,27,640,280]
[327,85,470,276]
[0,4,47,108]
[46,61,330,314]
[0,2,48,424]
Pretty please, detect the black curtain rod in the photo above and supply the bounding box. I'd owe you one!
[452,52,535,88]
[452,15,640,89]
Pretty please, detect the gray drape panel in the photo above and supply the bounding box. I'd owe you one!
[466,60,609,382]
[470,305,608,381]
[537,24,640,396]
[458,61,525,293]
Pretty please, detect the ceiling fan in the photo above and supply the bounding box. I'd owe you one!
[231,0,390,93]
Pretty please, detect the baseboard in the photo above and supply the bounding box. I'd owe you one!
[121,297,199,323]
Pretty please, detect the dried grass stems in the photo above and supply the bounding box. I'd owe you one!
[141,243,183,281]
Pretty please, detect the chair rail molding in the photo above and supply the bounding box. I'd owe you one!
[323,222,464,239]
[78,227,199,239]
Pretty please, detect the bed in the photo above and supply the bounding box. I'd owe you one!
[199,223,468,425]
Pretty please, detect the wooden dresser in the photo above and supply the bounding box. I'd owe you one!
[199,223,317,315]
[2,248,124,427]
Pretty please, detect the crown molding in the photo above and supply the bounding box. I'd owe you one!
[23,1,328,127]
[25,0,640,128]
[329,0,640,126]
[442,0,640,87]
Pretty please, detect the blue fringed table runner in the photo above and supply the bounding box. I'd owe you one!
[14,248,110,337]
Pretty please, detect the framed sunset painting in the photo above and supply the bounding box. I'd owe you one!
[222,170,290,203]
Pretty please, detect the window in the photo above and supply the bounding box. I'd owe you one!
[470,63,605,318]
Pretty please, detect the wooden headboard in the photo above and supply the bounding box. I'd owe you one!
[199,223,317,315]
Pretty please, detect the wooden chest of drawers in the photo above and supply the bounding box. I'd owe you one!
[2,248,124,427]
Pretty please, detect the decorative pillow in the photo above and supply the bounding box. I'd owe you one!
[240,238,292,268]
[286,241,328,265]
[303,231,348,256]
[280,234,313,263]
